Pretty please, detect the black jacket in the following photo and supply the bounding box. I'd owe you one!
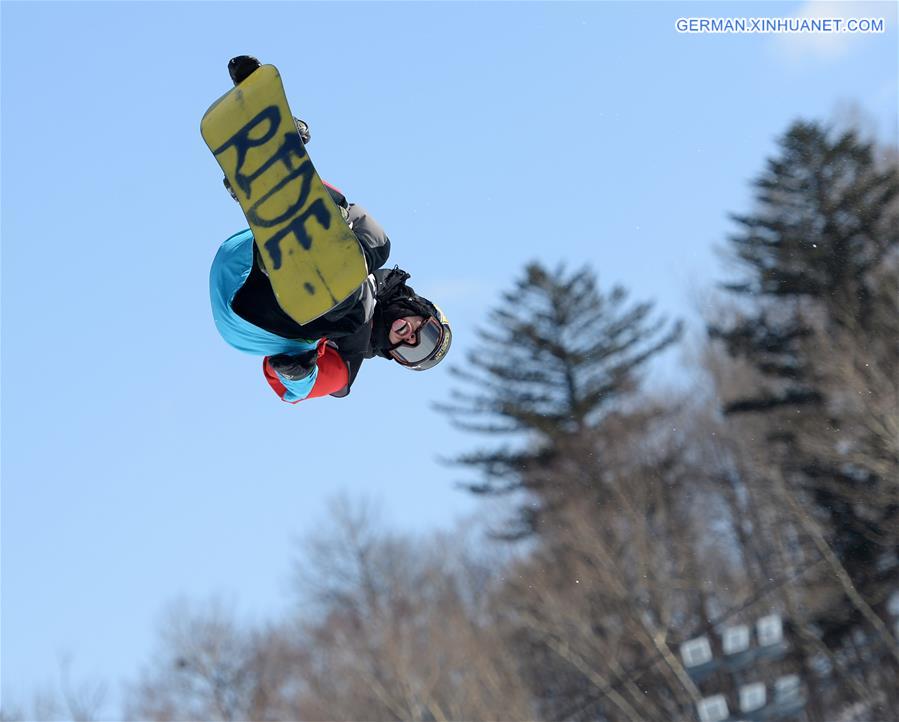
[230,186,392,394]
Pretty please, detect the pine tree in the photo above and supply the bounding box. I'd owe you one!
[712,121,897,413]
[437,262,681,536]
[710,121,899,669]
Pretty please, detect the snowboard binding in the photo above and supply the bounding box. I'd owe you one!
[222,55,311,202]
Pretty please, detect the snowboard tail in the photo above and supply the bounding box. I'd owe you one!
[201,65,366,325]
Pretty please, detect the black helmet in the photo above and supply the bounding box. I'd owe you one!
[373,269,452,371]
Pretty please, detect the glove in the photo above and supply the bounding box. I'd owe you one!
[294,117,311,145]
[228,55,261,85]
[268,350,318,380]
[223,177,239,202]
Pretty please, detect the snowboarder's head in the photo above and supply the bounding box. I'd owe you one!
[372,269,452,371]
[385,303,452,371]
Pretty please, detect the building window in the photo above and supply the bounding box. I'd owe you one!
[722,624,750,655]
[775,674,802,703]
[697,694,729,722]
[739,682,767,713]
[680,636,713,668]
[757,613,784,646]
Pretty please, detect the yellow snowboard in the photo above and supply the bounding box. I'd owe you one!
[201,64,366,324]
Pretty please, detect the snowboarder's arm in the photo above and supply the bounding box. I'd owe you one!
[322,184,390,273]
[262,341,349,403]
[346,204,391,272]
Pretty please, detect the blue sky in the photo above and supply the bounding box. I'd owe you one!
[2,0,896,714]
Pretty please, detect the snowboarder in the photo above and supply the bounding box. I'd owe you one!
[208,58,451,403]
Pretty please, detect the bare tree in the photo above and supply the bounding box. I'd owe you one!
[124,497,536,721]
[290,495,535,721]
[125,598,305,721]
[0,656,107,722]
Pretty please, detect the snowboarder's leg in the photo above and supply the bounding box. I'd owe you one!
[202,61,365,325]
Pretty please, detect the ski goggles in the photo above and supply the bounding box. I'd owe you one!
[389,316,445,367]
